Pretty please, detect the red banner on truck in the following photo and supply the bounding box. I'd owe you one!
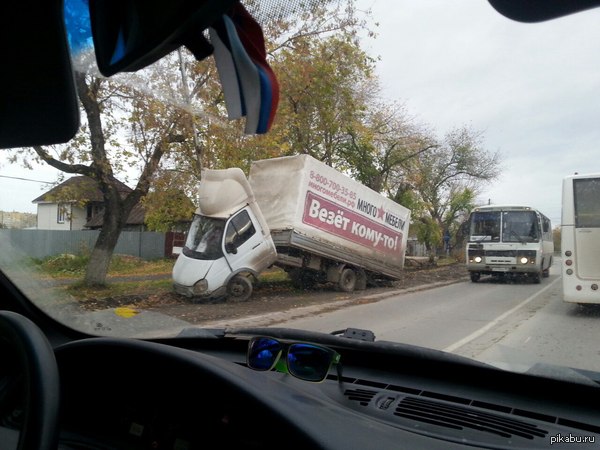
[302,191,403,256]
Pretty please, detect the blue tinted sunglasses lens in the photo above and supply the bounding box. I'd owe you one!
[248,337,282,370]
[287,343,333,382]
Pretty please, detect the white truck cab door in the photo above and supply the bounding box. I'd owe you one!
[223,208,270,272]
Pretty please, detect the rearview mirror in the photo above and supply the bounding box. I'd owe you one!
[487,0,600,22]
[225,242,238,255]
[0,2,79,149]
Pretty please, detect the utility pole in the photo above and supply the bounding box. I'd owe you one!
[177,48,203,175]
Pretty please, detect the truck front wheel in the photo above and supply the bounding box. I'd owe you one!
[338,268,357,292]
[227,275,253,302]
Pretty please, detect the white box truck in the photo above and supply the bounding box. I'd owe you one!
[172,154,411,301]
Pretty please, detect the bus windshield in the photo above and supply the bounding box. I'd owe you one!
[469,210,540,243]
[502,211,539,243]
[469,211,500,241]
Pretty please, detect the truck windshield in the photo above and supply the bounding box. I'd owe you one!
[183,215,226,260]
[502,211,540,243]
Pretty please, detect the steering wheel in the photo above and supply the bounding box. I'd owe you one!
[0,311,60,450]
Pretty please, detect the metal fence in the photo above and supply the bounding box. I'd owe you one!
[406,238,427,257]
[0,229,166,260]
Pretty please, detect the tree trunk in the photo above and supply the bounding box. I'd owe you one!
[84,222,123,286]
[36,73,179,285]
[83,191,129,286]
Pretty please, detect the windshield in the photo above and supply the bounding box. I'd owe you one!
[469,211,501,242]
[183,215,225,260]
[3,0,600,380]
[502,211,540,243]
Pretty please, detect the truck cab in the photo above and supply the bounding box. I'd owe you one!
[172,168,277,301]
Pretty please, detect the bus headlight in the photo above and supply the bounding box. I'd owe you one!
[517,250,536,265]
[474,256,482,263]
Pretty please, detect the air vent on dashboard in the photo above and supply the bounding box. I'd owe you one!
[394,397,548,440]
[342,387,548,439]
[338,377,600,436]
[344,388,377,406]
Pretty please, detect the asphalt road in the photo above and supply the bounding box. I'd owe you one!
[273,275,556,346]
[253,259,600,374]
[60,257,600,376]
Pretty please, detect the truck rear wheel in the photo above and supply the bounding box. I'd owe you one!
[226,275,253,302]
[338,268,357,292]
[355,269,367,290]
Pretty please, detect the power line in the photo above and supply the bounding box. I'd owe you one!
[0,174,54,184]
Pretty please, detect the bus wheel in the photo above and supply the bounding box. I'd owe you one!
[470,272,480,283]
[226,275,253,302]
[541,258,550,278]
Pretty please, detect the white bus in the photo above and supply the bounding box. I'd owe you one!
[561,174,600,304]
[465,205,554,283]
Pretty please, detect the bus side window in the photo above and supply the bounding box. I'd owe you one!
[542,217,550,233]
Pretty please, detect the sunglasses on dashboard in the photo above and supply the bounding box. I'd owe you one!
[247,336,342,382]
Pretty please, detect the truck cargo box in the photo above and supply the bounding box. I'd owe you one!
[248,154,410,279]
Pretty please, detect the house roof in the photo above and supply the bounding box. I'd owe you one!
[32,175,132,204]
[84,202,145,228]
[32,175,145,228]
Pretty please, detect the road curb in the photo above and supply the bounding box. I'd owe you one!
[203,276,470,329]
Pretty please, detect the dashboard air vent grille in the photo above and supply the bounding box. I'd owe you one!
[394,397,548,440]
[344,388,377,406]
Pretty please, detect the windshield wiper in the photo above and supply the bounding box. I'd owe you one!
[507,230,527,244]
[469,235,496,243]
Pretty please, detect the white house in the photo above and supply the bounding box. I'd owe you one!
[32,176,137,230]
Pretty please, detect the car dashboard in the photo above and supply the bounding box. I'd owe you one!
[11,329,590,450]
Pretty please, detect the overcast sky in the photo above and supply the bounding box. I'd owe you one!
[356,0,600,226]
[3,1,600,227]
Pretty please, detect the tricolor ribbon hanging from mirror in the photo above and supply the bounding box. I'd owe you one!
[209,3,279,135]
